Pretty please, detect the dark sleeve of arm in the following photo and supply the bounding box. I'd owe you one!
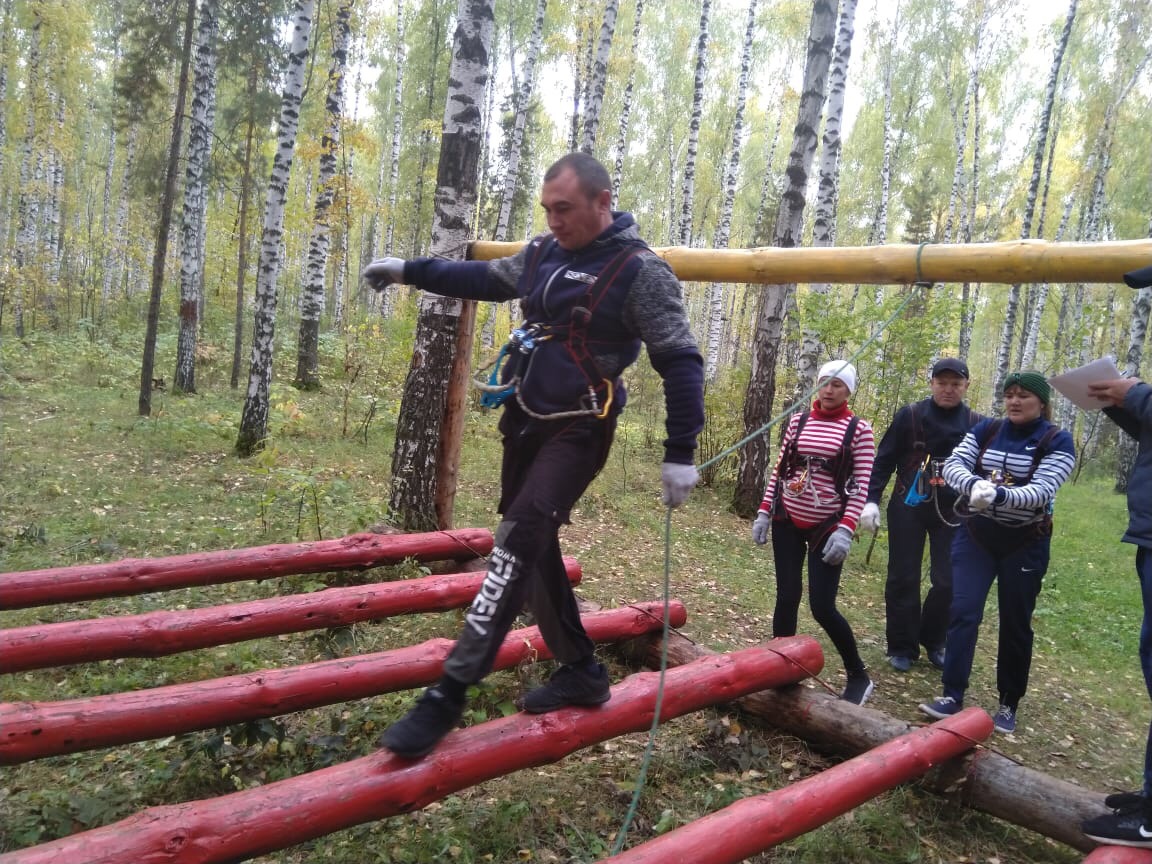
[866,407,908,504]
[1104,405,1141,440]
[649,348,705,464]
[404,252,523,302]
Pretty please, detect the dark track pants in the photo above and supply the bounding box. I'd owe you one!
[442,406,616,686]
[1136,546,1152,797]
[770,518,865,673]
[884,498,956,659]
[941,521,1049,709]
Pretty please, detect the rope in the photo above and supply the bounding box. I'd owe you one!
[610,282,929,854]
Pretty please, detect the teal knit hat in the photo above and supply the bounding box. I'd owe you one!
[1003,370,1051,403]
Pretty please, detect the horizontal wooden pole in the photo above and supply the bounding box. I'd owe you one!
[0,559,579,672]
[0,600,685,764]
[0,637,824,864]
[469,238,1152,286]
[606,708,993,863]
[623,630,1113,853]
[0,529,493,610]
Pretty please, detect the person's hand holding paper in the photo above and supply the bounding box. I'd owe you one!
[1048,357,1125,410]
[1088,376,1141,408]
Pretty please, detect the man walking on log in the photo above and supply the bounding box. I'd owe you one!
[361,152,705,759]
[1081,264,1152,847]
[860,358,984,673]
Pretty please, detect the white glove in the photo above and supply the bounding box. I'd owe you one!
[859,502,881,533]
[362,257,406,290]
[968,479,998,512]
[660,462,699,508]
[751,511,771,545]
[821,526,854,565]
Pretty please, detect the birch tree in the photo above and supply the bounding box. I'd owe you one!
[138,0,197,417]
[579,0,618,153]
[796,0,858,398]
[678,0,710,247]
[610,0,643,206]
[734,0,836,517]
[236,0,316,456]
[389,0,493,530]
[704,0,757,381]
[173,0,220,395]
[294,0,354,391]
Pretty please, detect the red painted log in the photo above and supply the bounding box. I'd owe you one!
[0,559,579,673]
[0,638,824,864]
[0,600,685,764]
[1083,849,1152,863]
[604,707,993,863]
[0,529,493,610]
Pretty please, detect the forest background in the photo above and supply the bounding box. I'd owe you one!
[2,0,1152,860]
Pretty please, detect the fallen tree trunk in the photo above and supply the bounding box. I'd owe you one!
[0,559,579,672]
[0,600,684,764]
[0,637,824,864]
[606,708,994,863]
[623,631,1112,854]
[0,528,493,609]
[1083,848,1152,863]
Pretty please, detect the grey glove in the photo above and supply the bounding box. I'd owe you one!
[362,256,406,290]
[821,526,853,565]
[968,479,997,512]
[751,511,771,545]
[859,502,881,533]
[660,462,699,508]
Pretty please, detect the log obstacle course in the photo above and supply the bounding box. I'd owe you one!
[0,529,1124,861]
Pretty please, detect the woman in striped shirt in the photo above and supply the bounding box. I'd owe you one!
[751,360,877,705]
[919,371,1076,734]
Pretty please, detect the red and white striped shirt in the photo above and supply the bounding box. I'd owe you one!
[759,404,875,532]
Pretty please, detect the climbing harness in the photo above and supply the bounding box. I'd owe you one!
[472,244,642,420]
[774,412,861,514]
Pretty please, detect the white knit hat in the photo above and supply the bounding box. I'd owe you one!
[817,360,857,394]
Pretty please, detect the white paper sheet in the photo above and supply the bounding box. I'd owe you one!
[1048,357,1124,410]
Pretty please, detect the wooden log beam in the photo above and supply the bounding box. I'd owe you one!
[0,529,493,610]
[469,238,1152,286]
[1083,848,1152,863]
[0,637,824,864]
[0,559,580,672]
[623,631,1113,854]
[605,708,993,863]
[0,600,685,764]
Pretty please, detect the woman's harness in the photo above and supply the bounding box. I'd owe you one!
[474,242,644,420]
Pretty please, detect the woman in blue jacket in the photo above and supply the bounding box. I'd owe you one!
[919,371,1075,734]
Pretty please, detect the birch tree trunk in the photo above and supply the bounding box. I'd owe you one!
[389,0,493,530]
[796,0,857,399]
[235,0,316,455]
[230,67,259,390]
[610,0,643,207]
[174,0,220,395]
[734,0,836,517]
[13,4,44,339]
[495,0,546,240]
[1117,199,1152,492]
[998,0,1077,401]
[374,0,406,321]
[704,0,757,382]
[103,125,136,317]
[678,0,711,247]
[579,0,618,153]
[294,0,353,391]
[138,0,197,417]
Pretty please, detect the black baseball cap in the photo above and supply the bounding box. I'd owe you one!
[931,357,969,379]
[1124,265,1152,289]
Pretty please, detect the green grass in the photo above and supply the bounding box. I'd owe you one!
[0,328,1144,862]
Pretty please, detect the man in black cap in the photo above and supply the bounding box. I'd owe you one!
[860,357,985,671]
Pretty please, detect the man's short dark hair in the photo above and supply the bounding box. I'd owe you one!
[544,152,611,200]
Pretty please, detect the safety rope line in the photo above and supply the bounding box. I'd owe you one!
[611,280,930,854]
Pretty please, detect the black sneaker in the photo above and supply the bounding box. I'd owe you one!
[519,662,611,714]
[378,686,465,759]
[887,655,912,672]
[926,648,946,670]
[1083,801,1152,848]
[840,670,874,705]
[1106,791,1147,812]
